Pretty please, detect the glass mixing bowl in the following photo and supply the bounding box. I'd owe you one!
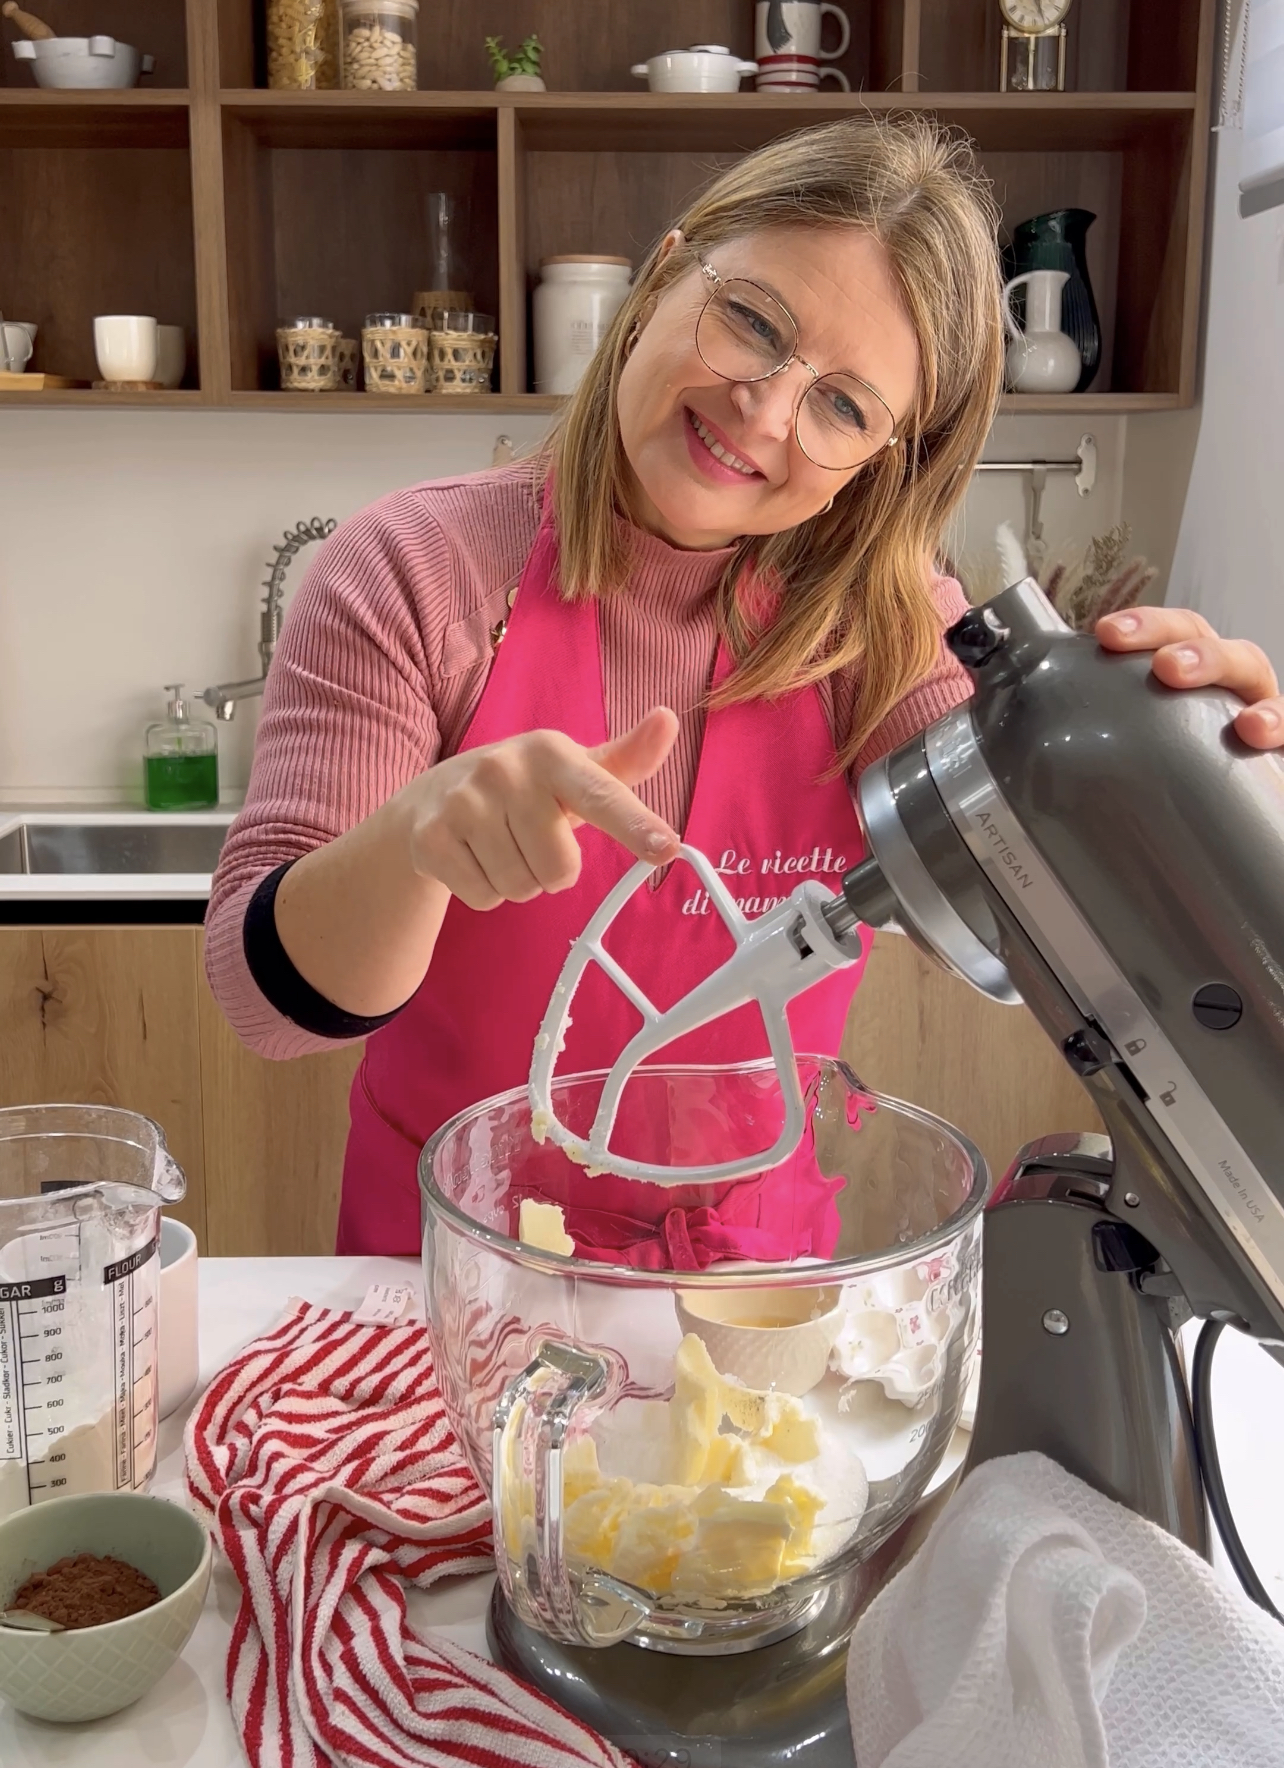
[420,1059,986,1653]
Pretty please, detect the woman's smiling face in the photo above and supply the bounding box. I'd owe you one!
[615,225,921,551]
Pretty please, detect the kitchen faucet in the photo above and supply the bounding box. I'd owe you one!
[201,517,337,720]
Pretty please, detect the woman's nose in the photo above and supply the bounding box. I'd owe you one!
[728,365,807,442]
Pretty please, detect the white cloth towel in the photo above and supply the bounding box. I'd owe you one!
[848,1452,1284,1768]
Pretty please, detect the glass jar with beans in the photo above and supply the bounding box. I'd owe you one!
[339,0,418,90]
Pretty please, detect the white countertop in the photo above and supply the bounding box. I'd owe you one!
[2,1256,1283,1767]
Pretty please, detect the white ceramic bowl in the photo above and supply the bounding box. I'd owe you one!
[159,1217,199,1419]
[631,46,758,93]
[0,1491,211,1722]
[12,36,154,90]
[675,1284,843,1395]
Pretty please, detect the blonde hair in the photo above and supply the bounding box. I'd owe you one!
[547,113,1004,770]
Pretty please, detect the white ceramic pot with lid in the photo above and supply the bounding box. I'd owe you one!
[631,45,759,92]
[533,256,633,395]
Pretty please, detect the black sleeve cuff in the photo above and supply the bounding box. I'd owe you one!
[243,860,409,1040]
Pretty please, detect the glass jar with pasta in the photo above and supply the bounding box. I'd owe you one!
[267,0,340,90]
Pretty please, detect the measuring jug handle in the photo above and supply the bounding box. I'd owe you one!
[491,1339,650,1647]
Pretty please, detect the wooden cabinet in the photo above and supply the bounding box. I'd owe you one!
[195,976,361,1256]
[0,926,210,1241]
[0,0,1213,412]
[842,930,1102,1184]
[0,926,358,1255]
[0,923,1098,1254]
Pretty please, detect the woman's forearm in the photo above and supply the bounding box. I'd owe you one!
[272,790,451,1018]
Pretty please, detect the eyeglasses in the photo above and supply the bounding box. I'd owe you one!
[694,261,899,472]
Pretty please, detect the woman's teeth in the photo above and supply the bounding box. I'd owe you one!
[688,411,756,476]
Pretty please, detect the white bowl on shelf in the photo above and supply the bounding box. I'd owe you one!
[631,46,758,93]
[12,36,155,90]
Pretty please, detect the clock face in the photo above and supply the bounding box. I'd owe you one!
[1000,0,1071,30]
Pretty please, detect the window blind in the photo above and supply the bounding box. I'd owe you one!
[1240,0,1284,216]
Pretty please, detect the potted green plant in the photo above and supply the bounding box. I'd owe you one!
[484,33,545,91]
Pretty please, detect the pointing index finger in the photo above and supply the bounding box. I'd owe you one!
[540,745,680,862]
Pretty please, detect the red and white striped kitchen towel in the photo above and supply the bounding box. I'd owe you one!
[185,1298,632,1768]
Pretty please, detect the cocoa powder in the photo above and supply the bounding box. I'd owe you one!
[12,1553,161,1629]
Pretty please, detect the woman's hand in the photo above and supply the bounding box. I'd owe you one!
[1096,608,1283,750]
[273,709,682,1019]
[400,707,682,910]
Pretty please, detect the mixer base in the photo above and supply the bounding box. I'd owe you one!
[487,1486,954,1767]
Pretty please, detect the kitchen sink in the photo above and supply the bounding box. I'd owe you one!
[0,821,229,876]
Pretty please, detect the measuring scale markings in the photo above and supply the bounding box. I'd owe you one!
[0,1217,80,1508]
[0,1220,159,1509]
[106,1236,159,1493]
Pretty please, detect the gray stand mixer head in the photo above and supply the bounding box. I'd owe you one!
[839,578,1284,1357]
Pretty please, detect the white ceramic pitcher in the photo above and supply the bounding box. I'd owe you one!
[1003,268,1082,394]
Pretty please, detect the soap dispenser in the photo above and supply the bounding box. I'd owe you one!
[144,684,219,811]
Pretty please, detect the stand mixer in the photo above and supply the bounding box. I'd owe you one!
[424,576,1284,1766]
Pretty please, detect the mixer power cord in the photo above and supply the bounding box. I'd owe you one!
[1191,1318,1283,1623]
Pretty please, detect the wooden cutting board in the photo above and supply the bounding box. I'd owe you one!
[0,372,88,390]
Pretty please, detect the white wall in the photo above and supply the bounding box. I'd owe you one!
[0,406,1167,803]
[0,409,549,803]
[1169,126,1284,657]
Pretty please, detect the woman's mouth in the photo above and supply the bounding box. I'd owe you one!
[683,407,764,484]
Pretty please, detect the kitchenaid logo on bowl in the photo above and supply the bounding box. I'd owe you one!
[681,846,850,918]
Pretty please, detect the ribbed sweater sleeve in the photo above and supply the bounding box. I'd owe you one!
[203,466,538,1060]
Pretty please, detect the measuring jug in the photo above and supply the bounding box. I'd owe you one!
[0,1105,185,1517]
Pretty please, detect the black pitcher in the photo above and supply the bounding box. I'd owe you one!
[1003,208,1100,394]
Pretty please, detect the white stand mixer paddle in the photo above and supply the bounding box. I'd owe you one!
[527,843,863,1184]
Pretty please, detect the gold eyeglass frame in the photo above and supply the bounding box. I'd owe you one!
[695,260,899,472]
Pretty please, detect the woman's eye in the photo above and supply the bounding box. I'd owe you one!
[815,384,871,434]
[727,299,783,350]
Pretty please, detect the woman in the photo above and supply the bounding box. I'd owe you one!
[207,117,1283,1263]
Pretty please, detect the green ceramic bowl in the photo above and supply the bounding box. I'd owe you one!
[0,1490,212,1722]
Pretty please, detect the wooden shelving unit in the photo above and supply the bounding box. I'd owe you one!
[0,0,1215,413]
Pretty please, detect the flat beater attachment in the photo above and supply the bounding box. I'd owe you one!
[527,844,862,1185]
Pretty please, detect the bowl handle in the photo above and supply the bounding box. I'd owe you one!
[491,1339,651,1647]
[88,36,117,55]
[141,54,155,74]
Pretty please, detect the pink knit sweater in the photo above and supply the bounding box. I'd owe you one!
[205,458,973,1058]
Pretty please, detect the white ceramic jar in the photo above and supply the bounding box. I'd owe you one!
[533,256,632,396]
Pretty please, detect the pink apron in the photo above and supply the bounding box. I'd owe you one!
[336,512,868,1264]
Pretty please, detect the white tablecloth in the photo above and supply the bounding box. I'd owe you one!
[1,1256,1281,1767]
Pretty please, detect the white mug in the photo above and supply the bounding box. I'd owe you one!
[754,57,851,89]
[755,1,851,63]
[1,321,36,372]
[94,313,158,382]
[158,1216,200,1420]
[154,324,186,389]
